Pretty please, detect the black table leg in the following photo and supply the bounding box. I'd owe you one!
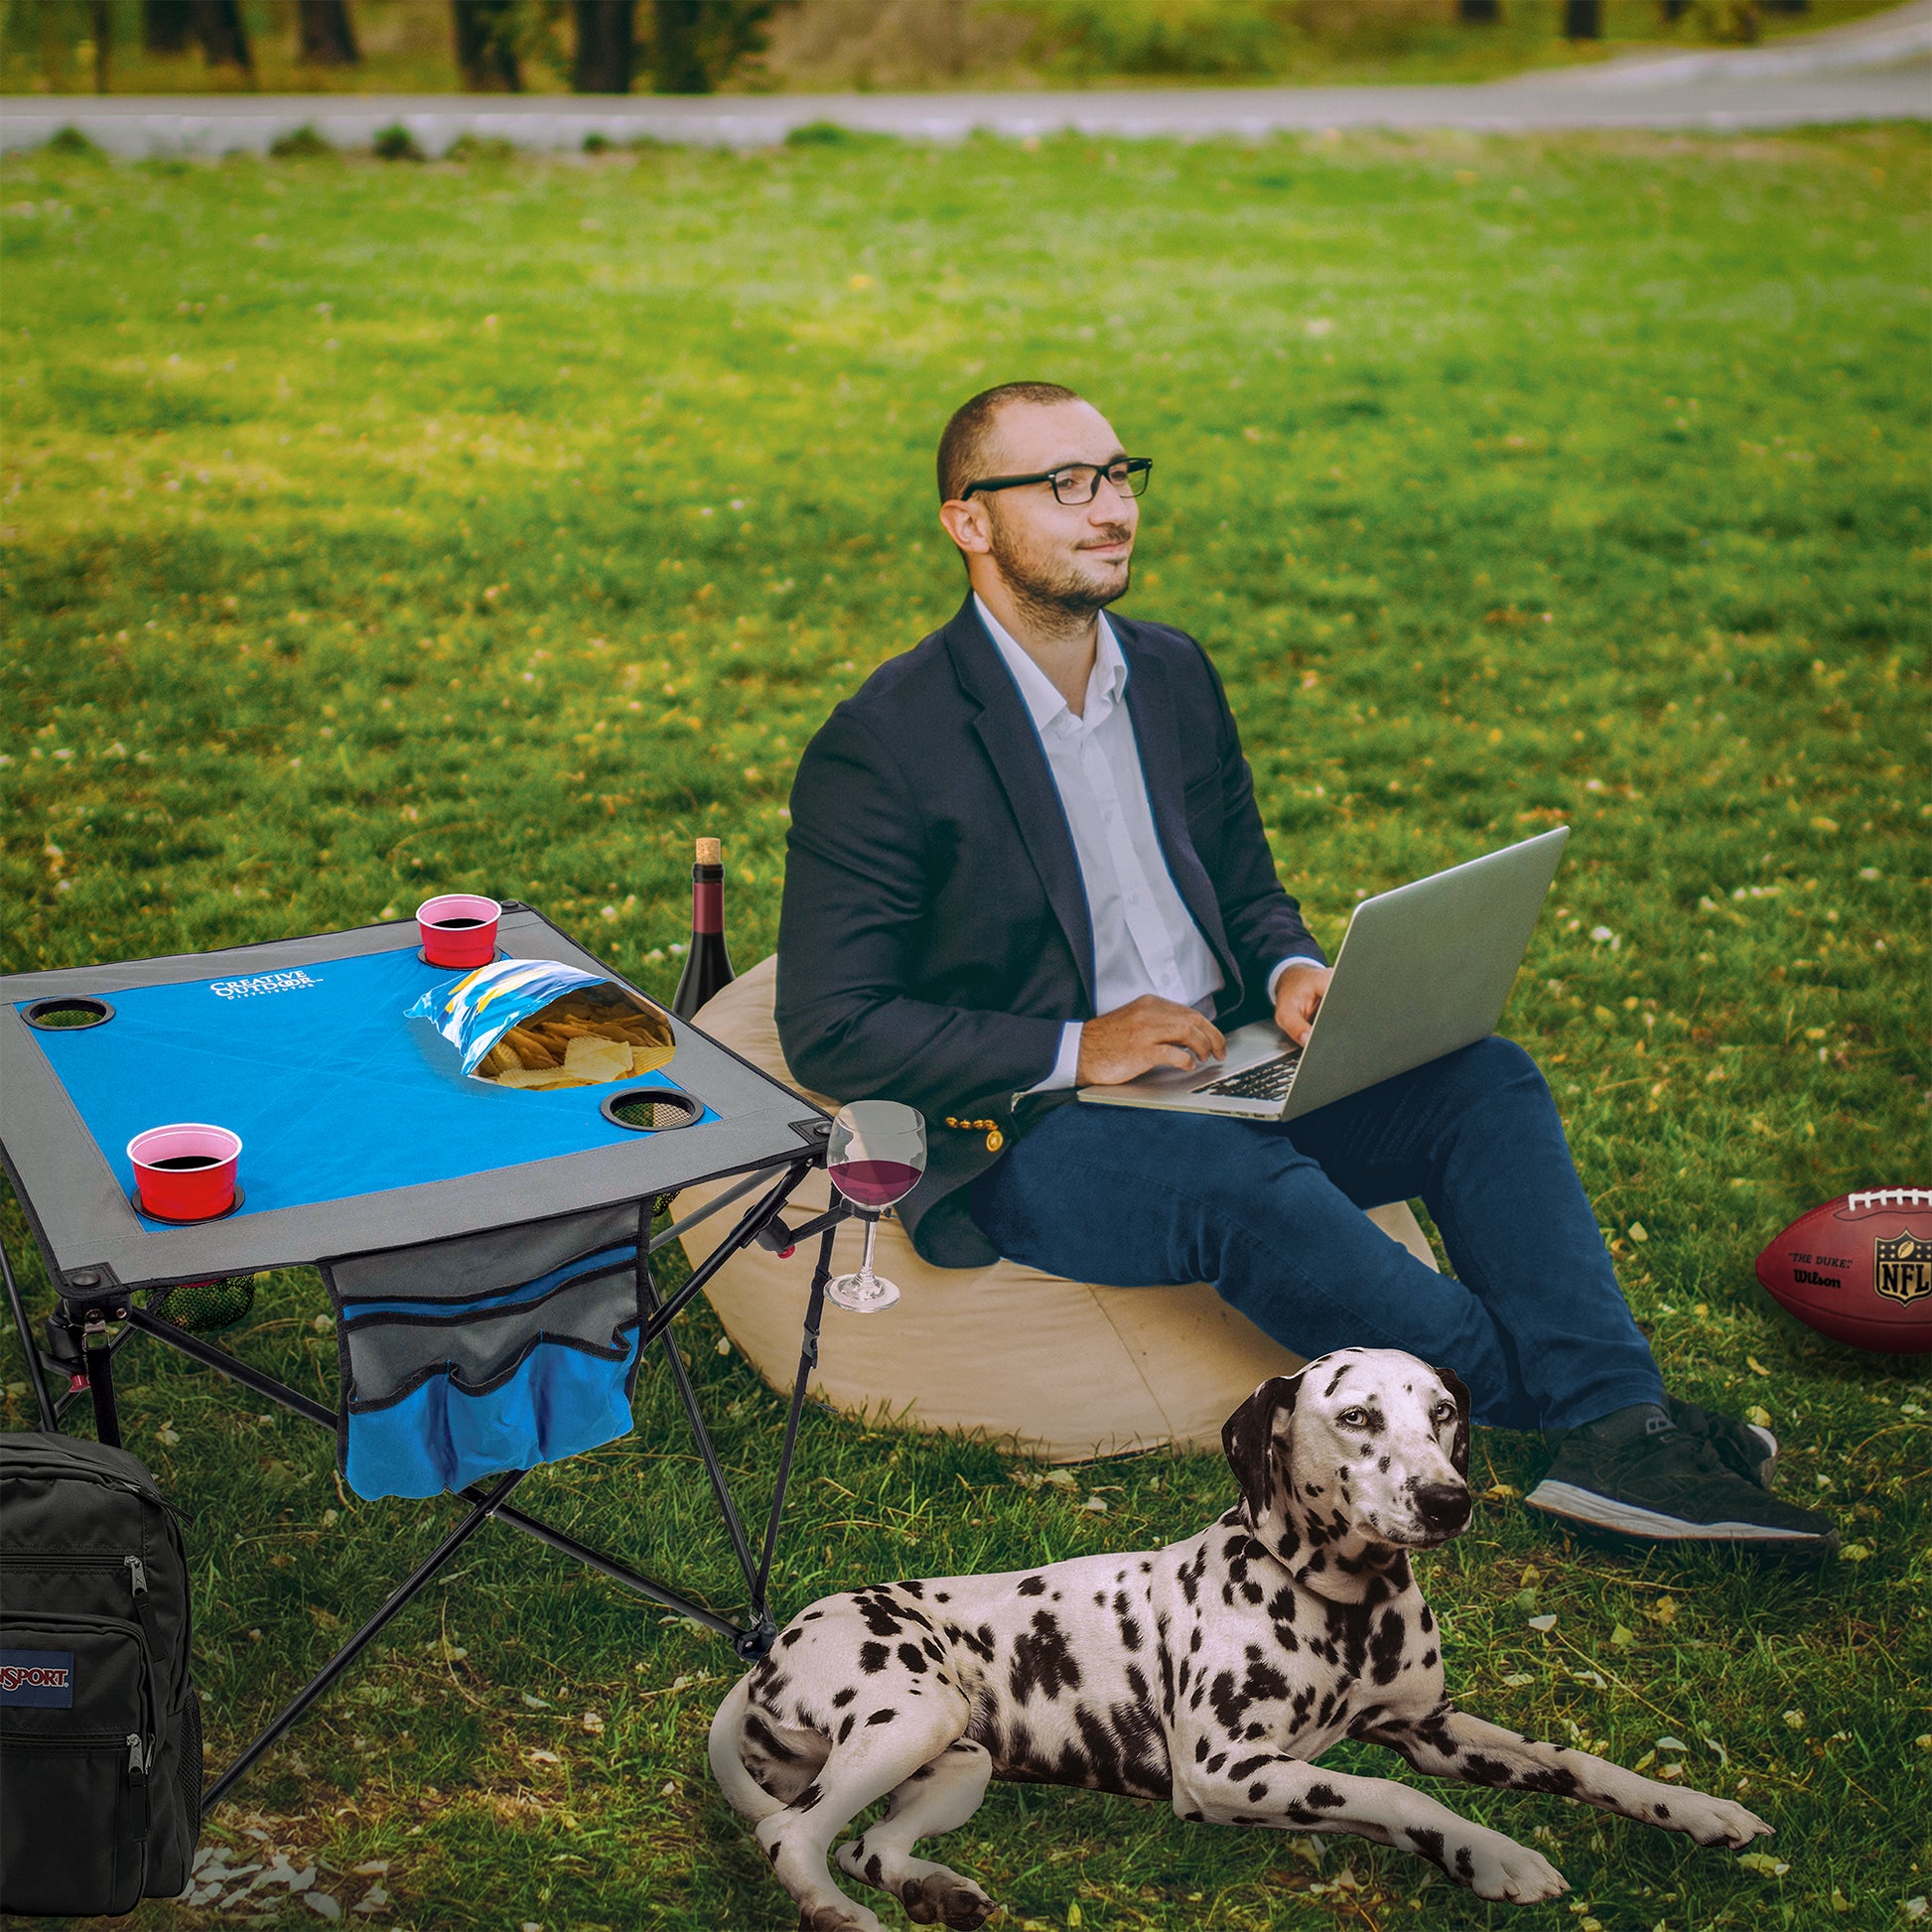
[202,1469,526,1817]
[0,1221,59,1433]
[746,1221,836,1656]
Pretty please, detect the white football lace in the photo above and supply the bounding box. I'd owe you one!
[1848,1187,1932,1210]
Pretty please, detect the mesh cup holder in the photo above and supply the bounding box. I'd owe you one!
[601,1088,702,1134]
[23,996,114,1031]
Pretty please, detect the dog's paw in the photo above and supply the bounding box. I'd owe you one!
[1670,1792,1773,1848]
[1462,1832,1570,1904]
[900,1870,998,1929]
[798,1903,888,1932]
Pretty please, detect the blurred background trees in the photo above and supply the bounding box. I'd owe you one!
[1,0,1865,96]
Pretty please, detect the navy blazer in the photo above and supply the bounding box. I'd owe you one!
[776,596,1324,1267]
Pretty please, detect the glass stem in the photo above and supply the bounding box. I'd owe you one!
[857,1214,880,1292]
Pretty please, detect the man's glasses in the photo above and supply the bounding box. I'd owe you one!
[961,457,1153,506]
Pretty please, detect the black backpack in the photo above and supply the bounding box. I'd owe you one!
[0,1434,202,1917]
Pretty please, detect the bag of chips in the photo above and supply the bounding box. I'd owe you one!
[407,960,674,1092]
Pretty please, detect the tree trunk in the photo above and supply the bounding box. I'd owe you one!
[298,0,360,66]
[573,0,634,92]
[651,0,710,92]
[144,1,194,54]
[1660,0,1691,18]
[1457,0,1500,21]
[1563,0,1601,36]
[192,0,252,69]
[452,0,522,90]
[91,0,112,89]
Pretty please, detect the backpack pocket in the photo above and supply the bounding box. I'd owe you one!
[0,1613,155,1916]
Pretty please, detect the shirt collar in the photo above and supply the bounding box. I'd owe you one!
[974,593,1127,739]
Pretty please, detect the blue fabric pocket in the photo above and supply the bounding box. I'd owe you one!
[334,1247,644,1501]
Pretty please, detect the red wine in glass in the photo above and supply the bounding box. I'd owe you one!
[826,1102,925,1313]
[826,1159,922,1210]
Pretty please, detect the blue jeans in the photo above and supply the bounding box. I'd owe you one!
[967,1035,1664,1433]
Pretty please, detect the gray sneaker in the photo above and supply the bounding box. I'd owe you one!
[1526,1404,1836,1553]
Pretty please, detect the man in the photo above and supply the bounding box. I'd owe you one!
[776,380,1834,1555]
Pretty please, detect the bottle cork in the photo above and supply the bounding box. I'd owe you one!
[694,837,723,866]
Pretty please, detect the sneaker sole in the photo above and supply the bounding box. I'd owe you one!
[1524,1478,1836,1549]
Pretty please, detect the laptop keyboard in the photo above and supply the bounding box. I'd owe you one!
[1198,1051,1302,1101]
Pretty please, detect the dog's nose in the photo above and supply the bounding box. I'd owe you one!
[1413,1482,1471,1533]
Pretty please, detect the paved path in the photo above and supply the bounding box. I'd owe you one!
[2,2,1925,156]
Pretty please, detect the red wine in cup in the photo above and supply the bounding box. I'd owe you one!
[829,1159,921,1209]
[150,1155,221,1171]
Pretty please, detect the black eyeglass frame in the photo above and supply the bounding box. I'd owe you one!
[959,457,1153,505]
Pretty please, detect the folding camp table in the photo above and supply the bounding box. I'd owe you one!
[0,904,855,1813]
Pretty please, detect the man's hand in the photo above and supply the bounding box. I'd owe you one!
[1076,995,1226,1087]
[1273,963,1333,1047]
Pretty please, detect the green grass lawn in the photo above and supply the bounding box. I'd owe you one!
[2,125,1928,1930]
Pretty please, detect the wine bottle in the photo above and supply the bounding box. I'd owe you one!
[671,836,736,1020]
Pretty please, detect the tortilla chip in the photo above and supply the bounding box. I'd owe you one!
[563,1035,633,1084]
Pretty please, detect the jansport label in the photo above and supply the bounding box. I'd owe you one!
[0,1649,74,1707]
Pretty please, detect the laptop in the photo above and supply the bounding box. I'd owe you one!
[1076,827,1570,1121]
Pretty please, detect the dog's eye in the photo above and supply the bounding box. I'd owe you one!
[1433,1400,1456,1423]
[1338,1407,1369,1429]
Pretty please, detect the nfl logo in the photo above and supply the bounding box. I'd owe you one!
[1874,1232,1932,1307]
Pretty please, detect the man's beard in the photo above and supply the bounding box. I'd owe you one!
[986,508,1132,632]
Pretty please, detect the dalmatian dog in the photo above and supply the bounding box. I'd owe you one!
[710,1346,1771,1930]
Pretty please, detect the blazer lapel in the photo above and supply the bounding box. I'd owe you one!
[944,601,1098,1012]
[1118,630,1240,1001]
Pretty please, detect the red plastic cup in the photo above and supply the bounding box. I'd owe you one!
[128,1124,241,1221]
[416,894,501,968]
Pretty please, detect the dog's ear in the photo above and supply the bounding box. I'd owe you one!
[1436,1365,1472,1479]
[1222,1372,1305,1524]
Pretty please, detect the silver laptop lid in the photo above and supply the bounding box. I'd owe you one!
[1281,827,1570,1119]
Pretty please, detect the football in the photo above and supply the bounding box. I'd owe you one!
[1754,1188,1932,1354]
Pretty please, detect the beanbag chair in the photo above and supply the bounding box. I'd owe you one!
[680,957,1440,1464]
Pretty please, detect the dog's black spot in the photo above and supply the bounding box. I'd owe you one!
[836,1715,854,1743]
[865,1708,897,1726]
[1322,1363,1352,1397]
[1378,1454,1390,1472]
[1009,1608,1082,1704]
[865,1853,884,1884]
[858,1641,891,1675]
[1418,1603,1435,1634]
[1194,1735,1209,1762]
[1204,1751,1226,1775]
[897,1640,930,1675]
[935,1590,950,1602]
[743,1713,797,1761]
[1461,1753,1514,1787]
[1652,1803,1670,1820]
[1016,1575,1045,1596]
[831,1687,856,1710]
[1119,1613,1144,1652]
[1228,1753,1271,1781]
[1454,1846,1475,1880]
[794,1780,823,1812]
[895,1579,925,1598]
[1305,1782,1346,1810]
[1249,1781,1269,1804]
[1409,1827,1447,1871]
[779,1627,802,1648]
[1370,1606,1407,1686]
[1421,1648,1438,1669]
[855,1595,905,1639]
[922,1635,945,1662]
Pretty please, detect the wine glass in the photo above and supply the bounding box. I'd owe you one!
[825,1101,925,1313]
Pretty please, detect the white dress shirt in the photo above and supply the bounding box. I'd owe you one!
[975,597,1318,1093]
